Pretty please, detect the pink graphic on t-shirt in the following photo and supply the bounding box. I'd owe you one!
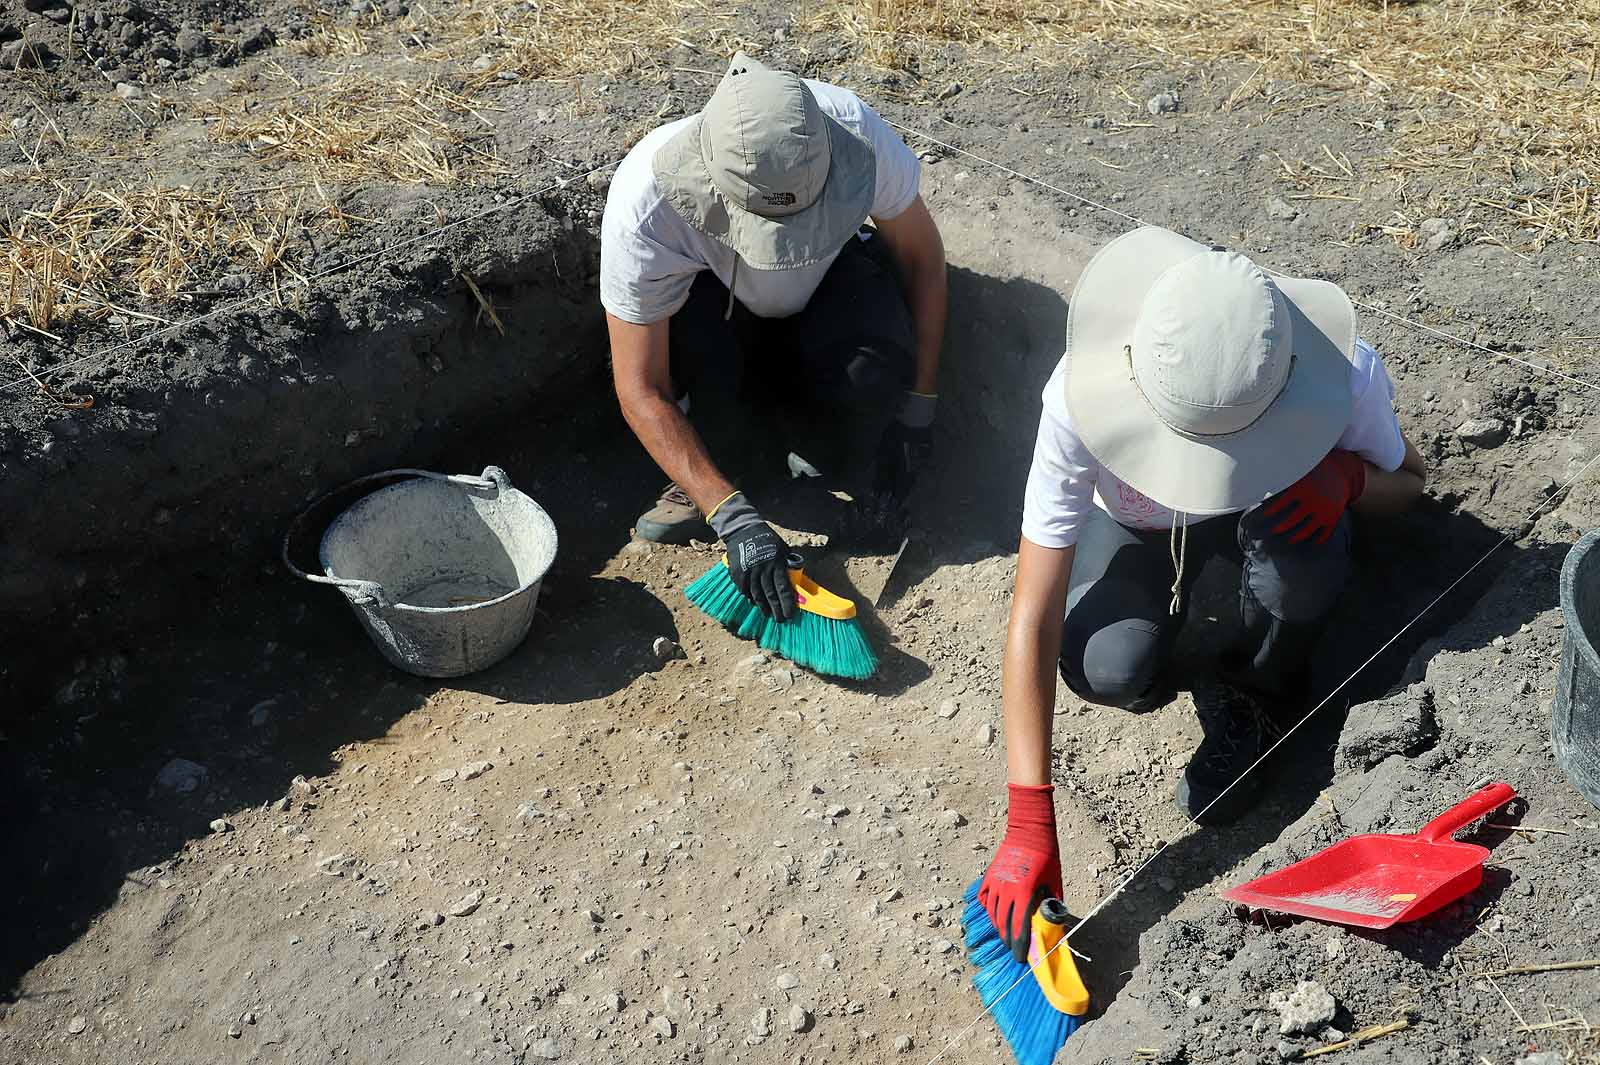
[1117,482,1159,519]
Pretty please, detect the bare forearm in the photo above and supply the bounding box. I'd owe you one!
[619,392,735,515]
[1002,619,1061,786]
[1352,433,1426,516]
[1353,464,1424,514]
[903,255,946,395]
[1001,540,1075,787]
[875,198,946,396]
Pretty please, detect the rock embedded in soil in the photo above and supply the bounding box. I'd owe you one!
[1147,92,1180,115]
[175,27,207,56]
[208,818,231,833]
[788,1004,811,1033]
[154,758,208,796]
[526,1037,561,1060]
[1419,217,1458,252]
[751,1008,773,1036]
[895,1034,914,1053]
[460,760,492,780]
[1270,981,1337,1036]
[67,1016,87,1035]
[447,889,484,917]
[1,37,54,66]
[1266,196,1300,222]
[1334,682,1437,772]
[1456,418,1508,448]
[650,1013,674,1039]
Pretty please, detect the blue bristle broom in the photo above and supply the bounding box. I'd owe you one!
[961,881,1089,1065]
[685,552,877,680]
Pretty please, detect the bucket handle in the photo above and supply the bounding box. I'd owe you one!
[281,467,510,610]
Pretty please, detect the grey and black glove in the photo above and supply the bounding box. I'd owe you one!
[874,391,937,507]
[708,492,796,621]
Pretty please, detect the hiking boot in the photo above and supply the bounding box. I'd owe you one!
[635,482,710,545]
[1175,681,1281,825]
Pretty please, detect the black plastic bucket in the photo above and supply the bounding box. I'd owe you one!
[1555,529,1600,811]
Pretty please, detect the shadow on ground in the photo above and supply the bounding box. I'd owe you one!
[1068,528,1570,1010]
[0,260,1559,1017]
[0,360,666,999]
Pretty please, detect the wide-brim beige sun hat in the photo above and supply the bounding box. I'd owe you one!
[652,52,876,271]
[1065,226,1358,516]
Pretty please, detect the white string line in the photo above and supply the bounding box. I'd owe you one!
[0,159,622,396]
[924,441,1600,1065]
[887,120,1600,396]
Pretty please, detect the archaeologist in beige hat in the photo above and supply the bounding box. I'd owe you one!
[977,226,1427,961]
[602,52,946,620]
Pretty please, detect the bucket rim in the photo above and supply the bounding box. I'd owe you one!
[1560,527,1600,673]
[317,472,559,613]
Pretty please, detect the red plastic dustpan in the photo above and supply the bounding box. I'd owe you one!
[1222,782,1517,929]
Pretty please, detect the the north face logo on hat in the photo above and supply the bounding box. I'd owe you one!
[761,192,797,207]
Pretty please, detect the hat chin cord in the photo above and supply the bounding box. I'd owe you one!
[1168,510,1189,616]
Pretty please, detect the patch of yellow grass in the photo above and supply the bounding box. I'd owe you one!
[410,0,749,84]
[199,74,509,185]
[808,0,1600,243]
[2,182,322,331]
[280,0,749,79]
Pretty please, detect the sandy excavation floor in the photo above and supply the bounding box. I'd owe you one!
[4,0,1600,1063]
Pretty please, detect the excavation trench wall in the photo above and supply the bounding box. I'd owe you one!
[0,200,604,698]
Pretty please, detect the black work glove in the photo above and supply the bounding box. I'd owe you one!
[707,491,797,621]
[872,392,937,510]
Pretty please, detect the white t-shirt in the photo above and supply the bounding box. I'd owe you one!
[1020,339,1408,548]
[600,81,921,324]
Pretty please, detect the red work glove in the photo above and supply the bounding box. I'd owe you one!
[1263,449,1367,545]
[978,783,1063,963]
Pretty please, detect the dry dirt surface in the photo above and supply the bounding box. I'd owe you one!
[4,1,1600,1064]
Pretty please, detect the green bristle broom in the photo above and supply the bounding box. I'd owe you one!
[685,552,878,680]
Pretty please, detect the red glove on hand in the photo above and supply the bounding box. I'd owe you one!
[978,783,1063,963]
[1263,449,1367,545]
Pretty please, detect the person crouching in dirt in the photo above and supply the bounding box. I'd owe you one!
[601,52,947,620]
[977,226,1427,960]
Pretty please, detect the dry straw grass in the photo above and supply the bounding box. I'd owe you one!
[278,0,748,78]
[2,182,322,332]
[199,75,509,185]
[810,0,1600,243]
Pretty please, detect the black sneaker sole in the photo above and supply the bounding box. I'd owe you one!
[634,516,711,545]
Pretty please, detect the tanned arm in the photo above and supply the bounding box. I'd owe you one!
[872,195,947,396]
[608,312,735,515]
[1352,430,1427,516]
[1002,537,1077,786]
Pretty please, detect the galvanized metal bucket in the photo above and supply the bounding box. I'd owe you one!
[1555,528,1600,811]
[283,466,557,678]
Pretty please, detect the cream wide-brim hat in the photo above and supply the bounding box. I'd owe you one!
[1065,226,1359,516]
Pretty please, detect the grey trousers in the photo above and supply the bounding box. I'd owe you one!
[1059,505,1354,708]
